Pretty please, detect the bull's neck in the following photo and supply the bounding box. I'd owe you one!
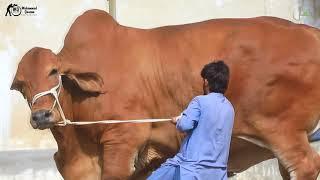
[50,78,76,152]
[54,77,74,121]
[61,78,101,122]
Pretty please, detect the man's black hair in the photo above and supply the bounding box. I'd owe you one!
[200,60,230,94]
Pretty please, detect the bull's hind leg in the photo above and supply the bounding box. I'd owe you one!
[267,132,320,180]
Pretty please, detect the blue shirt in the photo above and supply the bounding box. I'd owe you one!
[148,93,235,180]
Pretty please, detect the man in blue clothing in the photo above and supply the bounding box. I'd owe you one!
[148,60,235,180]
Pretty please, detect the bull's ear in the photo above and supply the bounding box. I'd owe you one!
[66,72,106,94]
[10,76,22,91]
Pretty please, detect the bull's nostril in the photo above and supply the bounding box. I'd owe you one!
[44,111,51,118]
[32,114,37,121]
[32,110,51,122]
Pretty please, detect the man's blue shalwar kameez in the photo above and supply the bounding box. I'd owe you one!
[148,93,235,180]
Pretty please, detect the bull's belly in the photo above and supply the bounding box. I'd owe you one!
[236,118,320,148]
[236,136,269,149]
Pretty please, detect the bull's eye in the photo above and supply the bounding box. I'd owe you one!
[49,69,58,76]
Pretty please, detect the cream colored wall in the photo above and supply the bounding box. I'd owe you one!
[116,0,300,28]
[1,0,108,150]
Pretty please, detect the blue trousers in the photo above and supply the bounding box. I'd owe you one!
[147,164,227,180]
[148,165,181,180]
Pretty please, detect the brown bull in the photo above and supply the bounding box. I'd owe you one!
[11,9,320,180]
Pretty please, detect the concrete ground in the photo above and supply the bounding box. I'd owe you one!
[0,149,62,180]
[1,142,320,180]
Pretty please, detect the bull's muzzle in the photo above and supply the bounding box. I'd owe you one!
[31,109,55,129]
[30,75,69,128]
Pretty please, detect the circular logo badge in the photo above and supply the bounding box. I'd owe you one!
[11,5,21,16]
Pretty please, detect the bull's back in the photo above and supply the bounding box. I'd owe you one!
[145,16,320,136]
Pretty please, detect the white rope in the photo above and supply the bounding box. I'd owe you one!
[31,75,171,126]
[56,118,171,126]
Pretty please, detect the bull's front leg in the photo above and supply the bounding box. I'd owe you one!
[51,126,101,180]
[54,150,101,180]
[100,123,151,180]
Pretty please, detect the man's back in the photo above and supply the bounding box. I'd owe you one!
[174,92,235,168]
[147,61,234,180]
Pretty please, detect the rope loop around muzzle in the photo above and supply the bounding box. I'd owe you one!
[31,75,171,126]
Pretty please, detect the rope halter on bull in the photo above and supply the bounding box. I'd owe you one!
[31,75,171,126]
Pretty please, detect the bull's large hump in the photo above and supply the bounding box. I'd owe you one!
[63,9,118,47]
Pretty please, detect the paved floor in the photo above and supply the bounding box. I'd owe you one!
[0,149,62,180]
[1,142,320,180]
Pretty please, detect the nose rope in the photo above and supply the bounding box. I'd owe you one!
[31,75,171,126]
